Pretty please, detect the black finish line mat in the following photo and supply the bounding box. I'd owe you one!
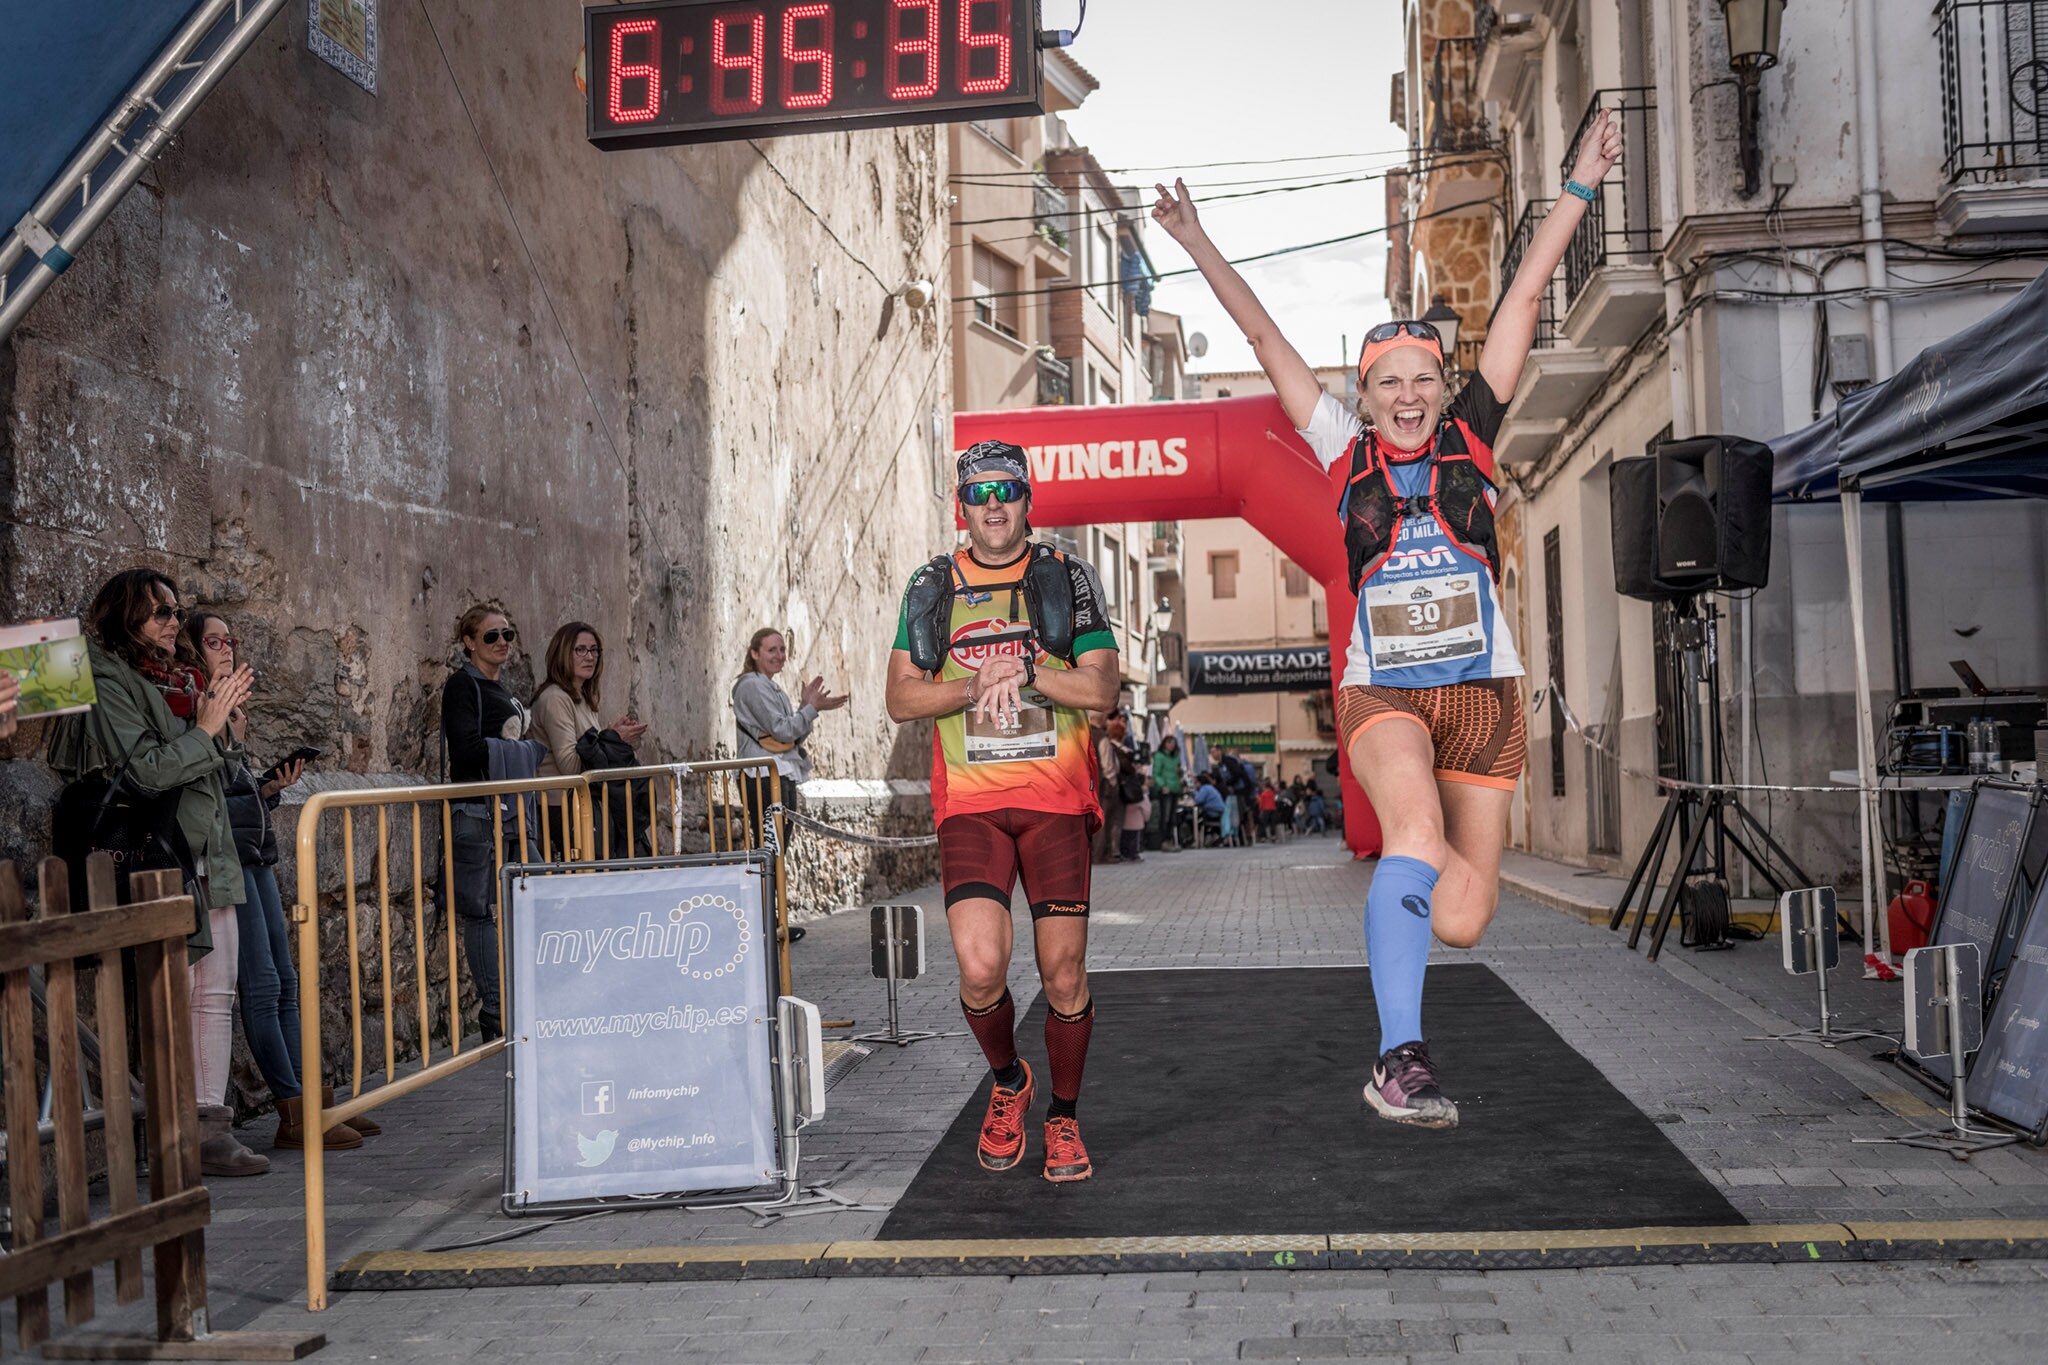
[880,964,1741,1241]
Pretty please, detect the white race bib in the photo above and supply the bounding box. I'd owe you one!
[1364,572,1486,671]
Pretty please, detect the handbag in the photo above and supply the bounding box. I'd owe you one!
[50,722,203,915]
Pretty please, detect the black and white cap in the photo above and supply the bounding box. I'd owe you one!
[956,439,1030,489]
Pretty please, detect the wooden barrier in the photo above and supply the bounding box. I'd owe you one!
[0,857,321,1360]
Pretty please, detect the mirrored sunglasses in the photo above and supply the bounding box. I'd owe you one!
[961,478,1029,507]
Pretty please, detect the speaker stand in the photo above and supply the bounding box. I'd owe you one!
[1609,597,1811,959]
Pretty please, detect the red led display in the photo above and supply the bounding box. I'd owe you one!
[587,0,1042,150]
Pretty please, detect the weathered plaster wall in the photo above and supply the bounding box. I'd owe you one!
[2,5,952,914]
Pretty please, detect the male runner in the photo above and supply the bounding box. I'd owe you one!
[1153,112,1623,1129]
[885,442,1120,1181]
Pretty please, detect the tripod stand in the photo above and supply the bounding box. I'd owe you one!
[1608,596,1812,960]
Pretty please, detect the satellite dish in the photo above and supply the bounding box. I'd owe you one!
[1187,331,1209,359]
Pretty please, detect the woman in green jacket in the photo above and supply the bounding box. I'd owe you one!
[64,569,261,1174]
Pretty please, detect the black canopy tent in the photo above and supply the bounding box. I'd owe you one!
[1768,267,2048,954]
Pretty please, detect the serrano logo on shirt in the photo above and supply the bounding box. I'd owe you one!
[1023,438,1191,483]
[948,619,1035,671]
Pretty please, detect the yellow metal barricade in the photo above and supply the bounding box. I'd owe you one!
[574,757,792,996]
[294,775,591,1311]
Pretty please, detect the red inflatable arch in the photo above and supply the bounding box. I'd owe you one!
[954,396,1383,857]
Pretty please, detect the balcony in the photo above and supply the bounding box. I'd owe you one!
[1036,351,1072,406]
[1558,88,1664,349]
[1494,197,1606,453]
[1033,175,1072,251]
[1475,3,1549,109]
[1936,0,2048,233]
[1426,36,1497,155]
[1145,520,1181,565]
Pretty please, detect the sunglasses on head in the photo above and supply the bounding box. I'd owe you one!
[1362,320,1445,347]
[961,479,1028,507]
[481,628,516,645]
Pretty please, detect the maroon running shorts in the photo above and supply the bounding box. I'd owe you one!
[939,808,1094,919]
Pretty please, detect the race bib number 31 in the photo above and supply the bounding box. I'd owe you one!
[1364,572,1485,670]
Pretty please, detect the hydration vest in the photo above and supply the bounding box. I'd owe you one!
[1337,419,1502,593]
[903,544,1079,675]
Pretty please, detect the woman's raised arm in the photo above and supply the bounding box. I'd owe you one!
[1152,178,1323,431]
[1478,109,1623,401]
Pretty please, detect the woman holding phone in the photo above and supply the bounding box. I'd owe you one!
[181,613,371,1152]
[1152,111,1622,1130]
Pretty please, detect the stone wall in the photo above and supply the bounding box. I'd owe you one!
[2,3,956,1092]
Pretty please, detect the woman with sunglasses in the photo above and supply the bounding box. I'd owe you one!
[178,613,370,1157]
[58,570,257,1172]
[1153,111,1622,1131]
[440,605,543,1042]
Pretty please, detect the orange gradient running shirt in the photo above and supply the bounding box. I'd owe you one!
[893,547,1116,824]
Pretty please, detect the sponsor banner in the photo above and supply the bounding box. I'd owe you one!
[1188,728,1278,754]
[1186,647,1332,695]
[508,862,778,1207]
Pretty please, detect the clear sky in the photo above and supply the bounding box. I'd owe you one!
[1057,1,1410,376]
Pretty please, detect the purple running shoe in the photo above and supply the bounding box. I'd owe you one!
[1364,1040,1459,1129]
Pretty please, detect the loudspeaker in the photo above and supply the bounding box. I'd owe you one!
[1610,436,1773,601]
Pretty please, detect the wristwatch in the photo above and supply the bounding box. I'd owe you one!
[1563,178,1596,203]
[1021,655,1038,690]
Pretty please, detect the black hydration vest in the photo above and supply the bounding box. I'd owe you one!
[902,544,1079,675]
[1338,419,1502,594]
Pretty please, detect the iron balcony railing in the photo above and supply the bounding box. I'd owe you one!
[1474,1,1501,64]
[1427,36,1496,153]
[1558,87,1660,312]
[1501,197,1561,348]
[1036,350,1073,405]
[1938,0,2048,183]
[1033,175,1071,249]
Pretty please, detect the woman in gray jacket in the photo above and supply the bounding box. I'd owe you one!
[731,629,845,924]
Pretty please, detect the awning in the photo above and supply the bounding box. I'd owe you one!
[1771,269,2048,502]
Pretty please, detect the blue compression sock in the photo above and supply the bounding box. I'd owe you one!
[1365,855,1440,1055]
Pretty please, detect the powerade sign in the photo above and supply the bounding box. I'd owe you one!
[1187,647,1331,694]
[506,861,779,1208]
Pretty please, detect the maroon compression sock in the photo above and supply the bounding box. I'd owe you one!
[1044,998,1094,1117]
[961,990,1019,1076]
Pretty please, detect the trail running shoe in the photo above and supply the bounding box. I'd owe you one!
[1042,1115,1093,1182]
[977,1060,1035,1171]
[1364,1040,1460,1130]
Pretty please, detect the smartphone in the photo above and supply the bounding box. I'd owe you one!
[262,745,323,782]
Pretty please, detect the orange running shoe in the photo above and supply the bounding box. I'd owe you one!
[1042,1115,1092,1182]
[977,1060,1035,1171]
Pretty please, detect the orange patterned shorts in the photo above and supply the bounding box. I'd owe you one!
[1335,678,1527,790]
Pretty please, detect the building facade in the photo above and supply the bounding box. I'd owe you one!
[1,1,956,915]
[1397,0,2048,882]
[947,56,1188,726]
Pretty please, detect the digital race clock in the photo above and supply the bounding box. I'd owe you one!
[585,0,1044,149]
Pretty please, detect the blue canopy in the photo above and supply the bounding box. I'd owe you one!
[1770,269,2048,502]
[1,3,208,249]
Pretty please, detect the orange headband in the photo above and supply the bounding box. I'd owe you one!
[1356,327,1445,382]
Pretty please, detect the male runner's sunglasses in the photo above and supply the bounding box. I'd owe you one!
[1362,320,1445,347]
[961,479,1029,507]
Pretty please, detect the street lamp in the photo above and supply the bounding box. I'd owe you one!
[1718,0,1787,198]
[1421,295,1463,372]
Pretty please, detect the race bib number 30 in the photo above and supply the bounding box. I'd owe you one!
[1364,573,1486,670]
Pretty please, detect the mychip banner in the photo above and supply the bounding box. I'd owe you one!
[505,859,780,1209]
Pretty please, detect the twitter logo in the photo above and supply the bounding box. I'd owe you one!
[575,1129,618,1167]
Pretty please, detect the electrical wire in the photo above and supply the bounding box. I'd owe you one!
[951,197,1489,308]
[948,153,1502,229]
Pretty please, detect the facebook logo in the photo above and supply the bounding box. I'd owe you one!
[581,1081,616,1116]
